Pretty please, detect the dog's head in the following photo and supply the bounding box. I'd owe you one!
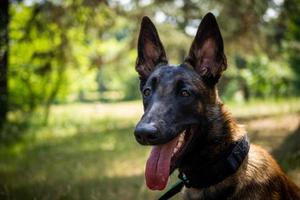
[134,13,227,190]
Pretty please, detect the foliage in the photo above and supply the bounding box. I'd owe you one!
[223,56,294,100]
[282,0,300,94]
[4,0,300,120]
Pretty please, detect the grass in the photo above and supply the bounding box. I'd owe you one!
[0,99,300,200]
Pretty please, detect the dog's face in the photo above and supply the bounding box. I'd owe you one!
[134,13,227,190]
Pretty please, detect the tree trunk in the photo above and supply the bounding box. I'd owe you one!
[0,0,9,126]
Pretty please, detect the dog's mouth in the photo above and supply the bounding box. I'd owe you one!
[145,127,194,190]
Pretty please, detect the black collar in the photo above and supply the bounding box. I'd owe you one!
[158,136,250,200]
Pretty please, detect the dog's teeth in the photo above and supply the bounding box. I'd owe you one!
[172,132,186,156]
[173,147,178,154]
[177,141,182,148]
[180,132,185,140]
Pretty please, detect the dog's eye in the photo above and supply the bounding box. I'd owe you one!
[143,88,151,97]
[180,90,190,97]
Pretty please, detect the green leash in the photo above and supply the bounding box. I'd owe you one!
[158,173,189,200]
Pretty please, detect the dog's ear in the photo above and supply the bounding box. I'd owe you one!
[184,12,227,86]
[136,16,168,82]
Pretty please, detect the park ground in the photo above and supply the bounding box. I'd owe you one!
[0,99,300,200]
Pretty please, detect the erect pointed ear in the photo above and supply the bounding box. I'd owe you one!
[184,13,227,86]
[136,16,168,81]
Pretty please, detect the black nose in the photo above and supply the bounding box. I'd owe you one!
[134,123,159,145]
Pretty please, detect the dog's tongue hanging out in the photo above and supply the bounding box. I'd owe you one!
[145,135,180,190]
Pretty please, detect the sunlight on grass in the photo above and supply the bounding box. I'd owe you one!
[51,101,143,121]
[100,136,116,151]
[227,98,300,118]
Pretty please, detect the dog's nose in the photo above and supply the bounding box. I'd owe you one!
[134,123,159,145]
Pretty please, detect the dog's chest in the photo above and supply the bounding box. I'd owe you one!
[182,184,236,200]
[183,187,203,200]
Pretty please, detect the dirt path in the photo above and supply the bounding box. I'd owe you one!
[240,113,300,185]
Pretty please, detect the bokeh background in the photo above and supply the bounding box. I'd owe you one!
[0,0,300,199]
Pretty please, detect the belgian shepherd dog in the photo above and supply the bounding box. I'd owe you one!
[134,12,300,199]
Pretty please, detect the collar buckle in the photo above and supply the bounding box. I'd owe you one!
[178,172,191,188]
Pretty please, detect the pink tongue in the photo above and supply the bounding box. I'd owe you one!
[145,136,179,190]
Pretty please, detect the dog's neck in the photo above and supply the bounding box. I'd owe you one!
[178,102,246,189]
[205,102,243,142]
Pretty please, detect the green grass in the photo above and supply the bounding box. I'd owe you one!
[0,99,300,200]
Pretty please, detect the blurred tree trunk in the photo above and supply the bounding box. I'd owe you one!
[240,78,250,101]
[0,0,9,127]
[43,34,68,124]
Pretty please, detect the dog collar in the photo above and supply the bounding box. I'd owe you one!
[158,135,250,200]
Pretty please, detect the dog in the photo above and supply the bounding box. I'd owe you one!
[133,12,300,200]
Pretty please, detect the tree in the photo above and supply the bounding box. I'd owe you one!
[0,0,9,126]
[282,0,300,94]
